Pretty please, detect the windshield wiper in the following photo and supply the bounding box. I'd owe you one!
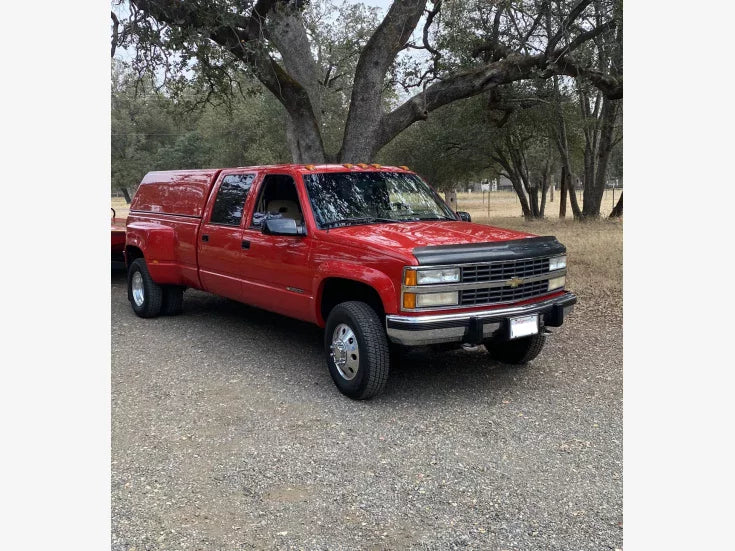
[323,216,397,228]
[417,215,456,221]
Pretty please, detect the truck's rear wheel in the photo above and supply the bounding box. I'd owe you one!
[127,258,163,318]
[161,286,185,316]
[485,334,546,364]
[324,301,389,400]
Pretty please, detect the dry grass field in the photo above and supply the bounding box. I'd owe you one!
[112,190,622,314]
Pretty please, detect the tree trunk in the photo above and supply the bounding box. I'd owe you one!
[552,76,582,219]
[539,172,549,217]
[559,168,567,218]
[444,190,458,212]
[522,167,539,217]
[119,187,132,204]
[509,175,533,218]
[527,183,540,217]
[530,187,539,216]
[583,98,620,217]
[568,178,582,217]
[549,175,554,203]
[609,191,623,217]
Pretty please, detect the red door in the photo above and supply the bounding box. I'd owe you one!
[197,172,258,301]
[239,173,315,322]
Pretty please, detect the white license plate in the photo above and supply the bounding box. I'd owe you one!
[509,314,539,339]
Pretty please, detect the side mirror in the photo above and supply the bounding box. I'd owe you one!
[456,211,472,222]
[262,217,305,236]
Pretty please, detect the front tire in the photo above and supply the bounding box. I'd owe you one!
[324,301,390,400]
[127,258,163,318]
[486,334,546,364]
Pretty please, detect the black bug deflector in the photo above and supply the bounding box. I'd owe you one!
[412,236,566,265]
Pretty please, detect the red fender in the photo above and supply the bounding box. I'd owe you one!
[125,222,182,285]
[313,260,400,326]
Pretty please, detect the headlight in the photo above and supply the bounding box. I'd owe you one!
[405,267,460,285]
[549,255,567,271]
[415,291,459,308]
[548,275,566,291]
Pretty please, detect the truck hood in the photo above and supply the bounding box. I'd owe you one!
[322,221,536,261]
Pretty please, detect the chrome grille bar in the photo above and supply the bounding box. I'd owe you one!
[462,257,550,283]
[458,256,559,307]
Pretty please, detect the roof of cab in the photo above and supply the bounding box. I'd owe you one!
[131,165,413,218]
[222,163,413,174]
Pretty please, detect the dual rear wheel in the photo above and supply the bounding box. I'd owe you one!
[127,258,184,318]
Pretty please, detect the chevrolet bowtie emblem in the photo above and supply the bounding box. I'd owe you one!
[507,277,524,288]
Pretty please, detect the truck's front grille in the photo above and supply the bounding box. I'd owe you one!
[456,256,558,306]
[461,257,550,283]
[459,280,550,306]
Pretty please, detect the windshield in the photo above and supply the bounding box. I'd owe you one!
[303,171,456,229]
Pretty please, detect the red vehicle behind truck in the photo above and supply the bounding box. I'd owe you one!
[124,164,576,399]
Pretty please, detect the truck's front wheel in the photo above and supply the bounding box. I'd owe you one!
[485,334,546,364]
[324,301,389,400]
[127,258,163,318]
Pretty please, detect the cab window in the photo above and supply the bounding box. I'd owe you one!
[251,174,304,228]
[210,173,255,226]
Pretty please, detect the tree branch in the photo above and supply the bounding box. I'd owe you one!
[340,0,427,161]
[111,11,120,58]
[548,54,622,99]
[547,0,593,53]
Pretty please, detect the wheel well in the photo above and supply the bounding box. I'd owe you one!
[320,278,385,323]
[125,246,144,267]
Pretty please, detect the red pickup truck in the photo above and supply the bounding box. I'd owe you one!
[125,164,575,399]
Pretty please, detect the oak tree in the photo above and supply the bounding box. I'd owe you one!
[114,0,622,164]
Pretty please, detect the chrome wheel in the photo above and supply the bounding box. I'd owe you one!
[131,271,145,307]
[330,323,360,380]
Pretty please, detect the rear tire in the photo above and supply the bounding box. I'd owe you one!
[127,258,163,318]
[161,286,185,316]
[324,301,390,400]
[486,334,546,364]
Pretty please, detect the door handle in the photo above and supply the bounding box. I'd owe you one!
[201,234,209,242]
[242,240,250,250]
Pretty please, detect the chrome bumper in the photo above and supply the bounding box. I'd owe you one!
[385,292,577,346]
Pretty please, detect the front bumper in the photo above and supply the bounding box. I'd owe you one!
[385,292,577,346]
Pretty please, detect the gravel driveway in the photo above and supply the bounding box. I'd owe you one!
[112,269,622,550]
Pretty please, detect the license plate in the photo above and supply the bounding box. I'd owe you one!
[509,314,539,339]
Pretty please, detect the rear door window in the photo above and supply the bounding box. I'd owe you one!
[210,174,255,226]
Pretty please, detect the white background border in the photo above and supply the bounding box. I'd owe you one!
[2,1,735,549]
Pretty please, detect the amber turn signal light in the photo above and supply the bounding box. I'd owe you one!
[403,292,416,309]
[404,269,417,286]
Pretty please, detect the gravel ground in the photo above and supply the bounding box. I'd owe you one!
[112,269,622,551]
